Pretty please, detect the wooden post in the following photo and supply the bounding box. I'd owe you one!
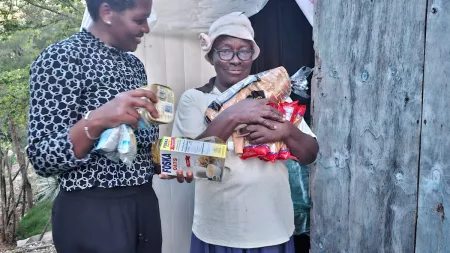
[311,0,427,252]
[415,1,450,252]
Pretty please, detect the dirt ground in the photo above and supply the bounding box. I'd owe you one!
[0,242,55,253]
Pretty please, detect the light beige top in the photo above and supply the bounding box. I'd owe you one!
[172,87,316,248]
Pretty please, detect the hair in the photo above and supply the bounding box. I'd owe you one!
[86,0,137,21]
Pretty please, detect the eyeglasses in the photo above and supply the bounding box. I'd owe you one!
[213,49,255,61]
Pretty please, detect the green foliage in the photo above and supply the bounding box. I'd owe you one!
[34,176,60,203]
[0,0,84,147]
[17,200,53,240]
[0,69,29,129]
[0,0,84,38]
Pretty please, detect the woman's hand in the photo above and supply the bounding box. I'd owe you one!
[242,121,319,165]
[242,121,292,144]
[227,98,285,130]
[158,169,194,183]
[90,89,160,130]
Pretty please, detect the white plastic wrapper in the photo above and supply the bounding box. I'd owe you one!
[117,124,137,166]
[290,66,313,99]
[95,124,138,167]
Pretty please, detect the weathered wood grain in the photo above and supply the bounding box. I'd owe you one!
[415,0,450,252]
[310,1,427,252]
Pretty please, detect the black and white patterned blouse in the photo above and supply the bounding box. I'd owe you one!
[27,29,159,192]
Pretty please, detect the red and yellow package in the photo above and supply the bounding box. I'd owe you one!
[278,104,307,161]
[240,101,307,162]
[241,143,269,160]
[241,102,278,160]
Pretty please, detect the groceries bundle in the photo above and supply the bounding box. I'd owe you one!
[94,84,175,166]
[205,66,312,162]
[239,102,306,162]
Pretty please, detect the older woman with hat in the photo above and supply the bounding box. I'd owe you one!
[170,12,319,253]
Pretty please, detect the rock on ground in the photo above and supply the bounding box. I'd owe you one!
[1,242,55,253]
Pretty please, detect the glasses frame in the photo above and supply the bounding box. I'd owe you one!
[213,48,255,61]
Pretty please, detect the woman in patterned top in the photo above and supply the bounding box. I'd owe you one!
[26,0,162,252]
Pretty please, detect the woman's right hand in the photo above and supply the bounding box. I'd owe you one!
[90,89,160,130]
[228,98,285,130]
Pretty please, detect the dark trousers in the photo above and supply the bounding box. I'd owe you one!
[52,181,162,253]
[294,234,310,253]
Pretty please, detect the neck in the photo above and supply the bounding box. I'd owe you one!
[214,76,231,93]
[89,23,115,48]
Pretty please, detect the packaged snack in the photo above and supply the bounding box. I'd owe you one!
[262,142,283,162]
[278,104,307,161]
[156,136,227,182]
[240,102,279,160]
[205,66,291,123]
[204,66,313,124]
[241,143,269,160]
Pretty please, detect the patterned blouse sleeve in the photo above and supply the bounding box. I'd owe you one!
[26,46,92,177]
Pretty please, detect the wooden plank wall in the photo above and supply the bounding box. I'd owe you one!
[135,31,215,253]
[416,0,450,252]
[310,1,427,252]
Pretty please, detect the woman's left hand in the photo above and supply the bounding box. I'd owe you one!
[158,170,194,183]
[242,121,292,145]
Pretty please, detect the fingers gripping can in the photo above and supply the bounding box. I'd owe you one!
[138,84,175,127]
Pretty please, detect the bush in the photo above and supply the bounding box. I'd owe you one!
[17,200,52,240]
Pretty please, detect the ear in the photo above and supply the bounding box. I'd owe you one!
[207,51,214,65]
[98,3,114,24]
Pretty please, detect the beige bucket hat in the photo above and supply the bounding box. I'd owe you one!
[199,12,261,63]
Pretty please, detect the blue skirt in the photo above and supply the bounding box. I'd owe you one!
[190,233,295,253]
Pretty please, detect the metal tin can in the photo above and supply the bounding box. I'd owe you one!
[138,84,175,126]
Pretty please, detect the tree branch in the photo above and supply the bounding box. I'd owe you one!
[58,0,83,16]
[6,187,22,225]
[20,0,78,21]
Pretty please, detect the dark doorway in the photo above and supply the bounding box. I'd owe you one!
[250,0,314,125]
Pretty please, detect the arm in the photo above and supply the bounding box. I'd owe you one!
[196,98,284,141]
[172,91,244,141]
[244,119,319,165]
[196,110,239,141]
[27,49,94,177]
[283,121,319,165]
